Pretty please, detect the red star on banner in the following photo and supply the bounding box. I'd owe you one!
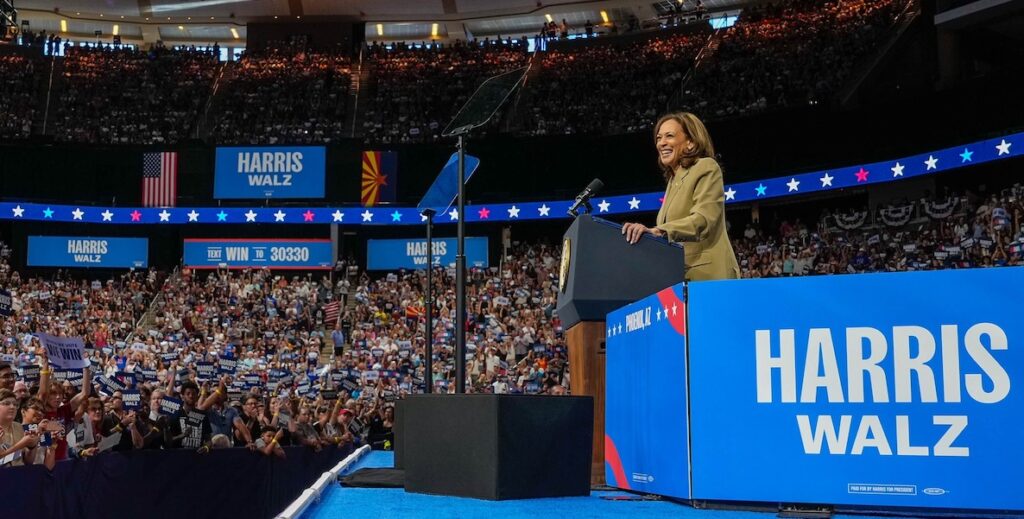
[855,168,869,182]
[478,207,490,219]
[130,210,141,222]
[303,210,315,222]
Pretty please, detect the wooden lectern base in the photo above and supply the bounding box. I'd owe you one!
[566,320,606,486]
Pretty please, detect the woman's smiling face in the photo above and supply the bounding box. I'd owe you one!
[655,118,692,169]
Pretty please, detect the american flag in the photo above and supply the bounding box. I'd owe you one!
[142,152,178,207]
[324,301,341,325]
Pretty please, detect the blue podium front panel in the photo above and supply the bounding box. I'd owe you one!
[688,268,1024,511]
[605,282,690,499]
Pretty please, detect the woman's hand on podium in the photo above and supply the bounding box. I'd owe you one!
[622,222,665,244]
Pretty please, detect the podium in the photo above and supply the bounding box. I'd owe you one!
[555,215,684,484]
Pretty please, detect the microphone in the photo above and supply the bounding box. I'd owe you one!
[567,178,604,217]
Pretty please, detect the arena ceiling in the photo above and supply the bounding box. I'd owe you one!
[12,0,746,45]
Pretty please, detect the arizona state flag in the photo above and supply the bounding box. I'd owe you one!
[361,151,398,207]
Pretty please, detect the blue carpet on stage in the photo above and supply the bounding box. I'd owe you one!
[302,452,909,519]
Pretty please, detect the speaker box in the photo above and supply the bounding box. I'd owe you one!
[401,394,593,500]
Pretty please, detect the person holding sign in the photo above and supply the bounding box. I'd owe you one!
[18,398,58,469]
[621,112,739,281]
[0,389,38,467]
[38,348,92,461]
[165,376,227,450]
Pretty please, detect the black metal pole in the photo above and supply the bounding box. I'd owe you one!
[455,135,467,394]
[424,210,434,394]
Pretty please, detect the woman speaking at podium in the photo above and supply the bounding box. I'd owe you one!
[622,112,739,281]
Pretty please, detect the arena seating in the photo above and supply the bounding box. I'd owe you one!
[54,45,218,144]
[0,52,41,141]
[679,0,907,119]
[0,0,911,145]
[360,40,529,144]
[522,30,711,136]
[208,41,353,145]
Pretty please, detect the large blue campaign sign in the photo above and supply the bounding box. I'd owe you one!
[183,239,333,270]
[214,146,326,199]
[688,268,1024,511]
[27,236,148,268]
[605,283,690,499]
[366,237,488,270]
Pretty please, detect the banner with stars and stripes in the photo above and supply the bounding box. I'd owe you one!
[1,131,1018,226]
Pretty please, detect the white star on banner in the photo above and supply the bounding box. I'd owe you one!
[274,210,287,222]
[72,208,84,220]
[420,213,428,222]
[996,139,1012,156]
[617,323,622,334]
[12,205,24,217]
[332,210,344,222]
[671,303,678,316]
[627,197,641,210]
[656,308,662,321]
[507,206,520,218]
[820,173,834,187]
[186,210,199,222]
[925,155,938,170]
[891,162,905,177]
[244,210,257,222]
[597,200,610,213]
[786,178,800,192]
[448,208,459,221]
[538,204,550,217]
[158,210,171,222]
[360,210,373,222]
[724,187,736,201]
[102,210,114,222]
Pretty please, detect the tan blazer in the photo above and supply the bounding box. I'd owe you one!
[655,157,740,281]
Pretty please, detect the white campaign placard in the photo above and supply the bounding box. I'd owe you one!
[36,333,88,370]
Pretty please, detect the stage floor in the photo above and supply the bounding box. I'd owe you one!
[303,452,907,519]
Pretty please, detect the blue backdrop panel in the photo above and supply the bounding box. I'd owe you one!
[688,268,1024,511]
[366,237,488,270]
[27,236,148,268]
[214,146,326,199]
[605,282,690,499]
[183,239,333,269]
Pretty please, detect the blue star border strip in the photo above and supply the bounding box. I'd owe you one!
[0,132,1018,226]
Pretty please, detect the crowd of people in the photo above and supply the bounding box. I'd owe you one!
[2,171,1024,468]
[681,0,907,118]
[524,30,711,136]
[344,240,568,395]
[361,40,530,144]
[54,44,219,144]
[732,183,1024,276]
[0,0,912,145]
[0,257,389,467]
[209,41,353,145]
[0,52,39,141]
